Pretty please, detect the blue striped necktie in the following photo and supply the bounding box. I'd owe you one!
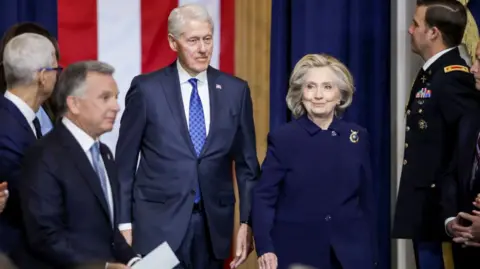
[188,78,205,203]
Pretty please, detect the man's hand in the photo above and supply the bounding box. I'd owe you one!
[229,223,253,268]
[453,211,480,247]
[473,194,480,209]
[258,252,277,269]
[106,262,130,269]
[0,182,8,214]
[447,215,471,239]
[121,229,132,246]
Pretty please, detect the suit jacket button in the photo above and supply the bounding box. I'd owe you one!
[405,143,408,148]
[430,183,436,188]
[406,110,411,115]
[403,159,407,165]
[406,126,410,132]
[325,215,332,221]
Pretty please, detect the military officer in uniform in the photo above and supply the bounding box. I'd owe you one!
[392,1,480,269]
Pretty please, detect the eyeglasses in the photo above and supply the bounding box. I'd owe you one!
[39,66,63,73]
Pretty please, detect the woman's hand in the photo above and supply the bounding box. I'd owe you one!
[258,252,278,269]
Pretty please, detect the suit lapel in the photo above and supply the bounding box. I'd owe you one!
[100,145,118,224]
[161,63,197,156]
[199,66,221,157]
[58,124,111,220]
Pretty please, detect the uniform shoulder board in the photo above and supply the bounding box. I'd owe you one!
[444,65,469,73]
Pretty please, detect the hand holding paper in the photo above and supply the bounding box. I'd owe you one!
[132,242,179,269]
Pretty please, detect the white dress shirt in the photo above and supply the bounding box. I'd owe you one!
[62,117,115,222]
[118,61,212,232]
[4,90,37,136]
[422,47,455,71]
[177,60,211,135]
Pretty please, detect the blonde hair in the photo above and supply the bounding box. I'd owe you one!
[286,54,355,118]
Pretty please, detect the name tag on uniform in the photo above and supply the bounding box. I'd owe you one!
[415,88,431,99]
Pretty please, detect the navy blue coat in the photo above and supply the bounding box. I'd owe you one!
[0,95,37,255]
[252,115,378,269]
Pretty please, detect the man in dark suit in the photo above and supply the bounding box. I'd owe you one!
[441,40,480,268]
[19,61,139,269]
[0,22,62,132]
[0,33,59,260]
[116,3,259,269]
[392,1,480,269]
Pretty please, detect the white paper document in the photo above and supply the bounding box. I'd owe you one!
[132,242,180,269]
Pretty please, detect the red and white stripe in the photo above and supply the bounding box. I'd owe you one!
[57,0,235,154]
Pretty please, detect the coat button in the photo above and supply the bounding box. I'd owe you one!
[325,215,332,221]
[405,143,408,148]
[406,110,411,115]
[406,126,410,132]
[403,159,408,165]
[418,109,423,114]
[430,183,436,188]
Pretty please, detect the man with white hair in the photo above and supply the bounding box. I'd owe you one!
[0,33,59,262]
[116,3,259,269]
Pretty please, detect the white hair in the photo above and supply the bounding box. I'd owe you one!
[168,3,214,38]
[3,33,56,88]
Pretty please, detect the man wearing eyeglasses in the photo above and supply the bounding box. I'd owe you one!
[0,32,59,267]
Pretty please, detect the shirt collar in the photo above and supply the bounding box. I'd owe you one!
[176,60,208,85]
[62,117,97,153]
[422,47,455,70]
[297,114,342,136]
[4,90,36,124]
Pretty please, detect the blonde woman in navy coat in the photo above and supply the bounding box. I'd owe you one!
[252,54,378,269]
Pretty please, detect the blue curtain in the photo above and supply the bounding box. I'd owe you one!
[0,0,57,38]
[270,1,391,268]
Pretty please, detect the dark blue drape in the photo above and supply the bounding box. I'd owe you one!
[0,0,57,39]
[270,1,391,268]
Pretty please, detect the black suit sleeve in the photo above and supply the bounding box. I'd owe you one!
[116,76,147,224]
[19,148,88,267]
[233,84,260,223]
[437,71,480,125]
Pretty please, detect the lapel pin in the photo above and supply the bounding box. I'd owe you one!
[349,130,359,143]
[216,84,222,90]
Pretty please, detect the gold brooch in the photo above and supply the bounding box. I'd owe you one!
[350,130,359,143]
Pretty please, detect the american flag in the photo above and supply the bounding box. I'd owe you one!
[57,0,235,154]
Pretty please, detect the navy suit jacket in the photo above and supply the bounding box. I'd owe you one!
[252,115,378,269]
[116,62,260,258]
[18,123,136,268]
[0,95,37,254]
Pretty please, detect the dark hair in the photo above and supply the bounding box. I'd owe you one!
[0,22,61,121]
[55,61,114,115]
[416,0,467,47]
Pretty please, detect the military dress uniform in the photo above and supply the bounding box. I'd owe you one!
[393,47,480,268]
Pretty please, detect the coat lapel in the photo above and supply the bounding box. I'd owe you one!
[100,145,118,224]
[58,124,111,220]
[161,62,197,156]
[199,66,221,157]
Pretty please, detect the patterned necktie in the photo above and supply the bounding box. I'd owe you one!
[188,78,205,203]
[90,142,113,223]
[32,117,42,139]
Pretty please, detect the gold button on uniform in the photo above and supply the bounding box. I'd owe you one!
[406,126,410,132]
[430,183,436,188]
[405,143,408,148]
[403,159,408,165]
[418,109,423,114]
[407,110,411,115]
